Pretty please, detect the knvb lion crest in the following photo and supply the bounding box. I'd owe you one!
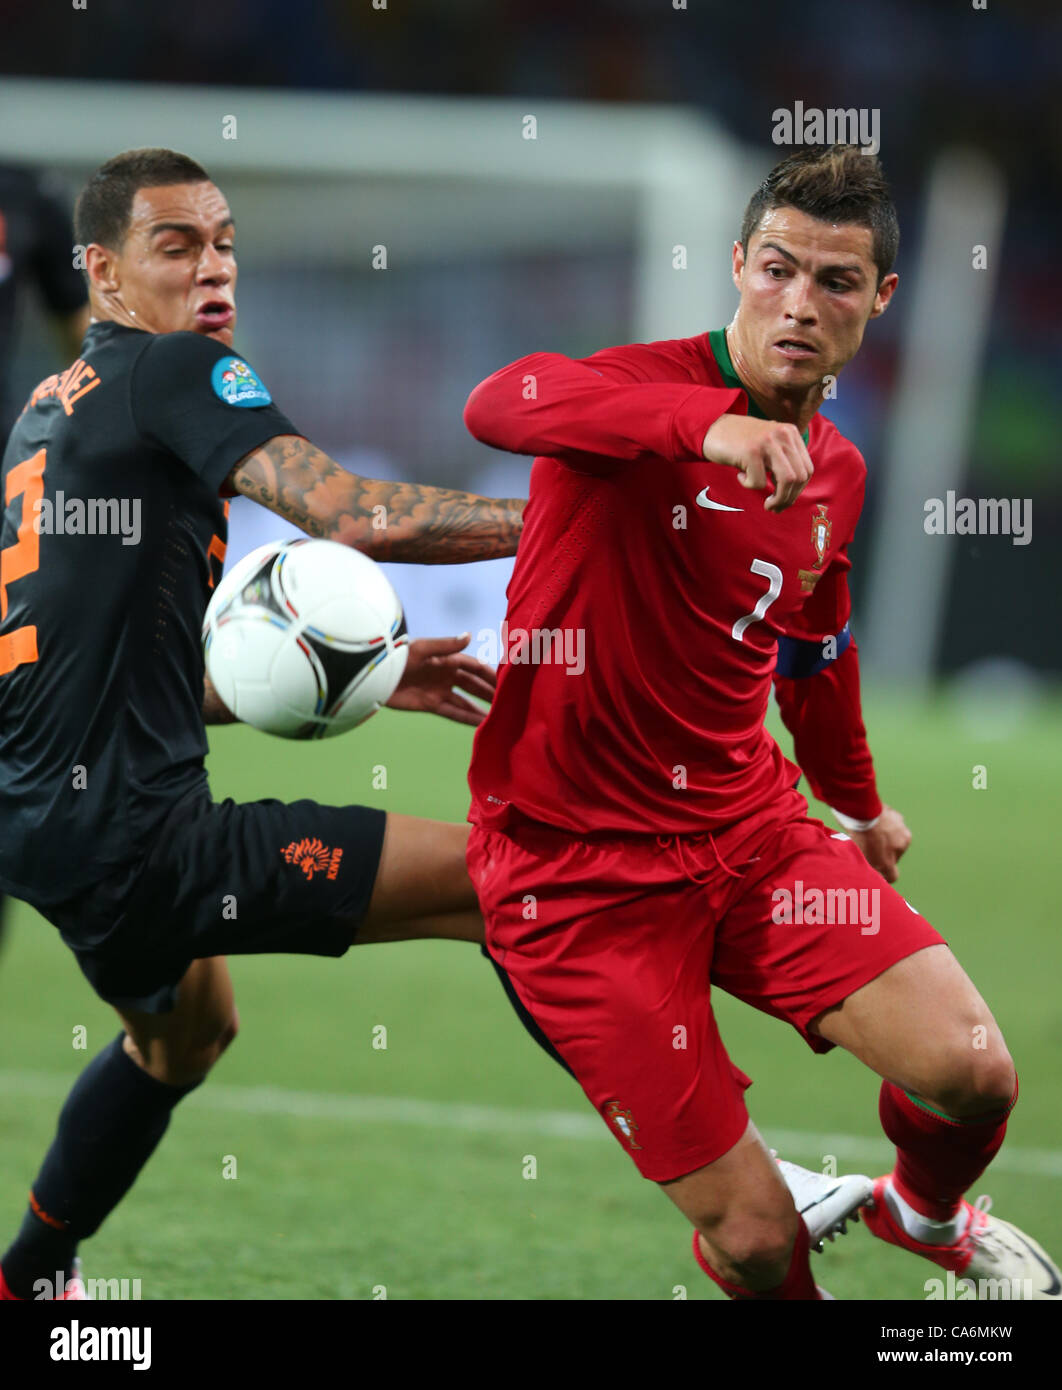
[811,503,833,569]
[281,837,343,881]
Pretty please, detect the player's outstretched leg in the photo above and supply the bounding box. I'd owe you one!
[814,943,1061,1299]
[357,813,481,932]
[0,957,237,1301]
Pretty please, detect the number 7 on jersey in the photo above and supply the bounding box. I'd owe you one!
[731,558,783,642]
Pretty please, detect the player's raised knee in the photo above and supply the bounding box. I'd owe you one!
[159,1007,240,1087]
[216,1005,240,1056]
[199,1005,240,1066]
[922,1038,1016,1119]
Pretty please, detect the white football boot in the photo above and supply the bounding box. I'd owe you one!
[774,1154,874,1253]
[862,1180,1062,1299]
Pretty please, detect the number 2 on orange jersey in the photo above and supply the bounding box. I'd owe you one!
[0,448,46,676]
[206,533,227,588]
[206,500,229,588]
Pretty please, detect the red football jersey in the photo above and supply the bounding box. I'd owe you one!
[465,328,869,836]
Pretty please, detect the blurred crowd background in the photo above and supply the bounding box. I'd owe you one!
[1,0,1057,680]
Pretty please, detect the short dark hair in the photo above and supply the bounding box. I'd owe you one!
[741,144,899,282]
[74,148,211,251]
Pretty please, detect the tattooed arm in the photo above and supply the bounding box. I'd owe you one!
[227,435,524,563]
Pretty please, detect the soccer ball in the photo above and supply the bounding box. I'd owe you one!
[202,538,409,738]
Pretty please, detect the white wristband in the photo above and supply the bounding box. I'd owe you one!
[830,807,881,833]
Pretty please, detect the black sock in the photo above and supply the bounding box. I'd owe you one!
[481,945,574,1079]
[1,1033,200,1298]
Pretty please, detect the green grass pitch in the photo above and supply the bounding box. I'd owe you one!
[0,691,1058,1300]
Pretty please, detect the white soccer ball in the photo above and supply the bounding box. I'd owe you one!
[202,538,409,738]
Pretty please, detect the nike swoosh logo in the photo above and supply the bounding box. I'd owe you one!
[799,1184,841,1214]
[1013,1231,1062,1296]
[695,486,743,513]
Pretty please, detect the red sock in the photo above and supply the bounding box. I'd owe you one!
[691,1218,819,1300]
[878,1078,1017,1222]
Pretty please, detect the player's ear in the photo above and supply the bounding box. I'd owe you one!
[85,243,120,294]
[869,271,898,319]
[731,240,746,292]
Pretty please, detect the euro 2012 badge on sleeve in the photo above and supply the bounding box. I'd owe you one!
[211,356,272,407]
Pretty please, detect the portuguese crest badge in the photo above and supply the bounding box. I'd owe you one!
[811,503,833,570]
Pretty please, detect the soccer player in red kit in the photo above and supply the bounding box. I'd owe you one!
[463,146,1060,1300]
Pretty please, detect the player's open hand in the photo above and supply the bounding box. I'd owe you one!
[385,633,496,727]
[702,414,814,512]
[847,804,912,884]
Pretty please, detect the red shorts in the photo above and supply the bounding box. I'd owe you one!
[467,789,944,1182]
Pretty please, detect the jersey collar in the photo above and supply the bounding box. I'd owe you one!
[82,319,148,349]
[708,327,810,445]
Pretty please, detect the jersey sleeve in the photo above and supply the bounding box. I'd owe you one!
[463,338,745,475]
[28,173,89,317]
[771,551,882,823]
[130,332,302,494]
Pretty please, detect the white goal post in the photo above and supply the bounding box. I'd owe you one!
[1,79,997,683]
[0,78,757,644]
[0,78,755,343]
